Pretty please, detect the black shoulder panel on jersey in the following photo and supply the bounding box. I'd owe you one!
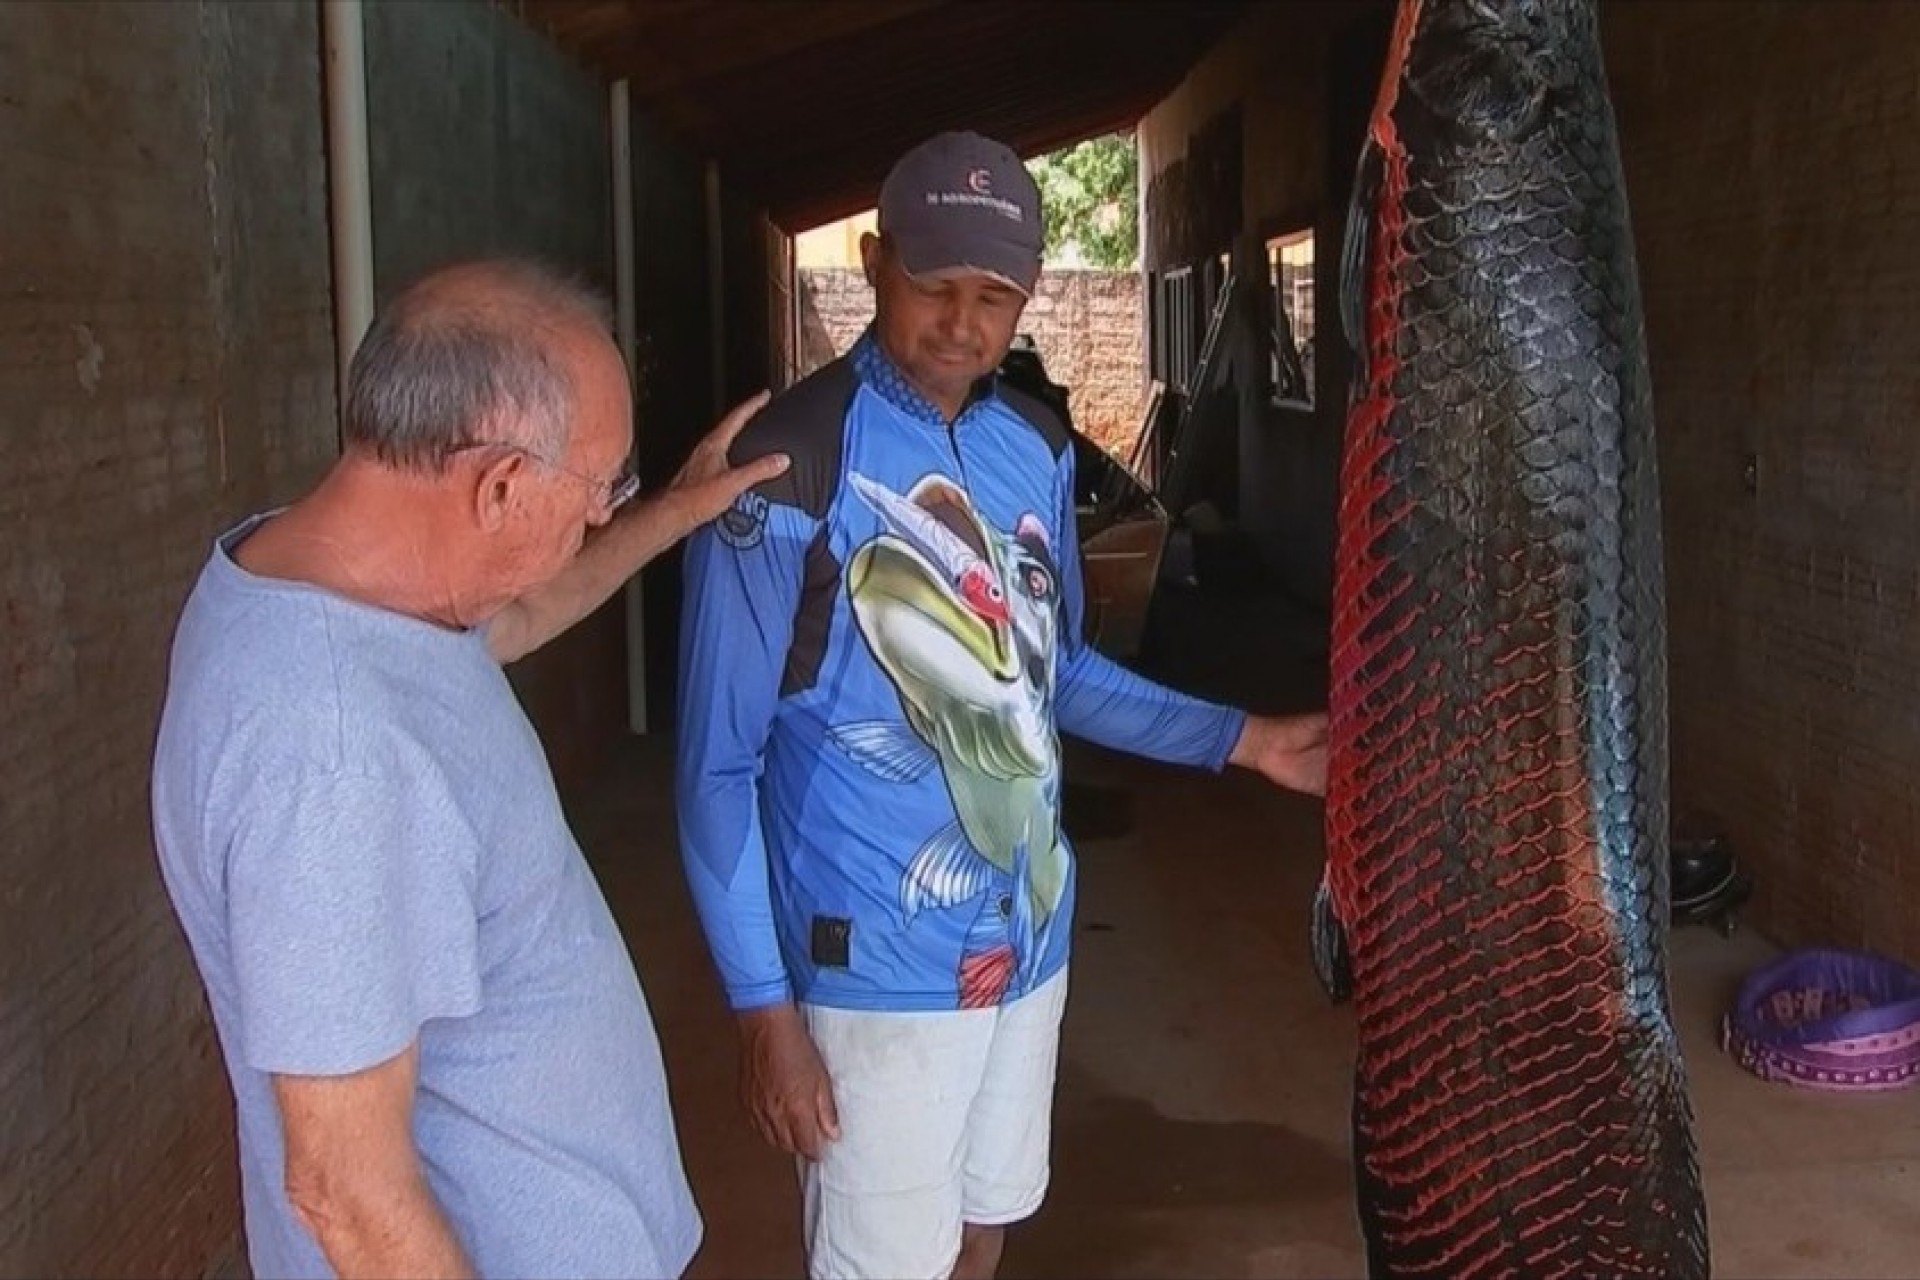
[995,383,1073,460]
[727,357,859,519]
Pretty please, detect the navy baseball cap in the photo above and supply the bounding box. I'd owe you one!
[877,131,1046,296]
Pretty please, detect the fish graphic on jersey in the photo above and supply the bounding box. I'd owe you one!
[831,471,1065,1008]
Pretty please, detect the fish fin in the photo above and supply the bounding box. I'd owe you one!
[901,822,993,924]
[1338,138,1381,395]
[957,947,1016,1009]
[1009,837,1039,988]
[1311,869,1354,1005]
[827,720,939,783]
[848,472,982,578]
[908,476,992,562]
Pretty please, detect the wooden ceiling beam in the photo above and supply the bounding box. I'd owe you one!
[513,0,710,52]
[713,47,1179,169]
[662,1,1229,159]
[503,0,1251,233]
[579,0,949,99]
[764,84,1171,233]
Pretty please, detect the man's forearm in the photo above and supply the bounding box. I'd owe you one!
[489,493,691,663]
[681,782,795,1013]
[276,1047,471,1280]
[293,1168,474,1280]
[1055,646,1245,771]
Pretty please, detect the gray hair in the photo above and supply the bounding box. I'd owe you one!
[343,258,616,473]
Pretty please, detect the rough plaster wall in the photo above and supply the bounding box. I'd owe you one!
[365,0,612,291]
[1603,1,1920,960]
[0,2,337,1274]
[796,268,1148,455]
[365,0,622,790]
[1136,0,1376,619]
[1139,1,1371,268]
[625,111,711,730]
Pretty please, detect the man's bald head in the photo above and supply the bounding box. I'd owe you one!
[343,259,618,473]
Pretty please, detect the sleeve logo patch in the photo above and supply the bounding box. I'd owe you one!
[717,490,769,550]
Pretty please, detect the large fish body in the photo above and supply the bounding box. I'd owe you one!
[1320,0,1708,1275]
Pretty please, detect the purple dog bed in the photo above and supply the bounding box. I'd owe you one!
[1723,948,1920,1092]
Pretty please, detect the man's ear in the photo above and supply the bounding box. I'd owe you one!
[859,232,883,289]
[472,450,527,534]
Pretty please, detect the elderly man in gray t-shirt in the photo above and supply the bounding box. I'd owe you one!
[151,260,787,1279]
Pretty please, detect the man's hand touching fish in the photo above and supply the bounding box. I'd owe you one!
[1230,711,1330,797]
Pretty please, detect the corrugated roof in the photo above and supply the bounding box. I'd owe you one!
[515,0,1247,231]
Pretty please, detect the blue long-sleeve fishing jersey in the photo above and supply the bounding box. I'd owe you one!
[676,333,1246,1012]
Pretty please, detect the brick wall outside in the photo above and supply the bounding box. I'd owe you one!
[1,2,337,1274]
[797,267,1149,456]
[1603,1,1920,960]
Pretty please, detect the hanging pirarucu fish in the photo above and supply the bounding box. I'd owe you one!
[1315,0,1710,1275]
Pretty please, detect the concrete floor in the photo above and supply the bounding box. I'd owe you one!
[576,729,1920,1280]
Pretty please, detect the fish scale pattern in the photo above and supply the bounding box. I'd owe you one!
[1323,1,1709,1276]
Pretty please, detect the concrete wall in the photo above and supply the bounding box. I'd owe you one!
[361,36,769,737]
[365,0,623,790]
[1602,1,1920,959]
[1138,0,1920,960]
[0,2,337,1273]
[361,0,767,741]
[1,2,697,1272]
[1137,1,1380,627]
[796,267,1148,455]
[626,118,714,729]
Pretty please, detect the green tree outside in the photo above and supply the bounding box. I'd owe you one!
[1029,132,1138,270]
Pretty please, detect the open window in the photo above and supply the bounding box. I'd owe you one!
[1265,228,1315,409]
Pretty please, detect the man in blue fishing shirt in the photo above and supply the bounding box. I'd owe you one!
[677,131,1327,1280]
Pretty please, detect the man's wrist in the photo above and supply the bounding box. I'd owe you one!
[1226,714,1260,770]
[735,1000,802,1038]
[1218,706,1253,772]
[620,488,692,545]
[661,488,698,541]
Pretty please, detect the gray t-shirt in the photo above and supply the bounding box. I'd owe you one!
[151,515,701,1279]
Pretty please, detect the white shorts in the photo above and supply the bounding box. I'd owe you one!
[798,967,1070,1280]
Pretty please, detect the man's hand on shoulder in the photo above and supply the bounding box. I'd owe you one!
[1228,710,1330,798]
[658,389,789,539]
[486,391,789,664]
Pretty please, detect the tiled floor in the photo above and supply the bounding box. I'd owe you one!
[576,730,1920,1279]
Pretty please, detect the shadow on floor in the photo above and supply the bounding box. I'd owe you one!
[1007,1066,1354,1279]
[571,623,1920,1279]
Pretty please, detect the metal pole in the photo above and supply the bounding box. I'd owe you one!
[705,159,726,417]
[321,0,374,424]
[611,78,650,735]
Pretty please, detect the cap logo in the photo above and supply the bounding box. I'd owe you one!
[967,167,993,195]
[919,184,1025,223]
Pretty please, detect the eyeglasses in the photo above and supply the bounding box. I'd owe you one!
[448,441,641,514]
